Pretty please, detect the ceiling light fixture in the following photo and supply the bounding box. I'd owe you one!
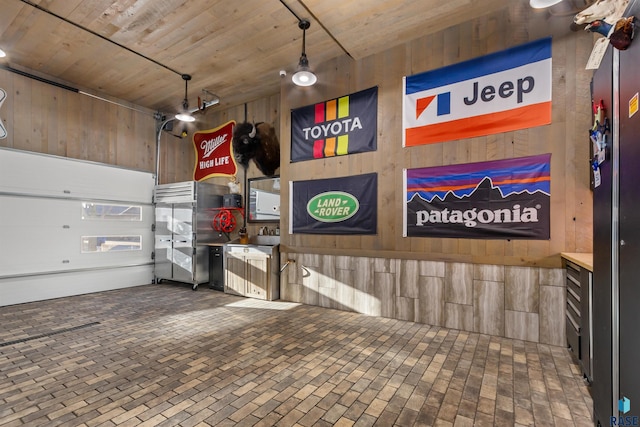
[175,74,196,122]
[292,19,317,87]
[529,0,563,8]
[0,48,6,58]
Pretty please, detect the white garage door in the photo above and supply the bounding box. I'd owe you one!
[0,148,155,306]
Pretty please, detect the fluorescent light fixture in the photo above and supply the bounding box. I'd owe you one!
[529,0,563,8]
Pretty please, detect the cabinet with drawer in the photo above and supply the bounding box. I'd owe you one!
[562,254,593,383]
[223,242,280,301]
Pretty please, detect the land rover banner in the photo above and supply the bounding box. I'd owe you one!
[290,173,377,235]
[404,154,551,239]
[291,87,377,162]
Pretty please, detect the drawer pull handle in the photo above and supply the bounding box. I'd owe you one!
[566,312,580,331]
[567,299,580,317]
[567,275,580,286]
[567,287,580,302]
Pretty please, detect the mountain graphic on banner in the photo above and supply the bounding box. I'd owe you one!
[409,177,549,204]
[406,177,551,239]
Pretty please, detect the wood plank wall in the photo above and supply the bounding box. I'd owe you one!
[157,96,280,184]
[0,69,156,172]
[279,3,594,268]
[0,2,594,268]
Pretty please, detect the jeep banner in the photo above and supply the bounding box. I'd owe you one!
[192,120,238,181]
[291,87,378,162]
[404,154,551,239]
[403,38,552,147]
[290,173,377,235]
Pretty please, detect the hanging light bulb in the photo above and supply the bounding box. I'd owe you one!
[175,74,195,122]
[292,20,317,87]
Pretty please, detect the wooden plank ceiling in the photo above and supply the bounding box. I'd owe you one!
[0,0,580,115]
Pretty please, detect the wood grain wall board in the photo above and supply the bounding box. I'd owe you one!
[418,276,445,327]
[374,271,395,319]
[505,266,540,314]
[539,285,566,346]
[280,252,568,344]
[445,262,474,306]
[473,280,505,336]
[399,259,419,299]
[505,310,540,343]
[445,302,474,332]
[0,67,157,174]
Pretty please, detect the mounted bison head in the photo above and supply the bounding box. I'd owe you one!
[232,122,280,176]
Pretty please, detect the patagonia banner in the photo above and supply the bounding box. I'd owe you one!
[403,38,552,147]
[404,154,551,239]
[192,120,238,181]
[290,173,377,235]
[291,86,377,162]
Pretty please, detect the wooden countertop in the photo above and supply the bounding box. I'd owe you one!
[561,252,593,272]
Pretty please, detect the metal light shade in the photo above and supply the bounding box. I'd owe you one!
[175,112,195,122]
[292,54,317,87]
[529,0,563,8]
[292,19,316,87]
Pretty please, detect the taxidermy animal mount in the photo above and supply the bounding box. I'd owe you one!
[574,0,630,25]
[232,122,281,176]
[574,0,634,50]
[586,16,635,50]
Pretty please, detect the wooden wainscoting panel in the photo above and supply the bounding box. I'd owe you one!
[374,271,396,319]
[445,263,474,305]
[418,276,445,327]
[419,260,446,278]
[505,310,540,342]
[505,266,540,313]
[444,302,474,332]
[474,264,505,282]
[539,285,566,347]
[335,267,355,313]
[399,259,419,299]
[473,280,505,336]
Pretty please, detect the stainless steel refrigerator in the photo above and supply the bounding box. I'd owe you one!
[154,181,227,290]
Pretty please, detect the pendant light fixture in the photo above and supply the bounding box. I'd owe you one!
[175,74,196,122]
[292,19,317,87]
[529,0,563,8]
